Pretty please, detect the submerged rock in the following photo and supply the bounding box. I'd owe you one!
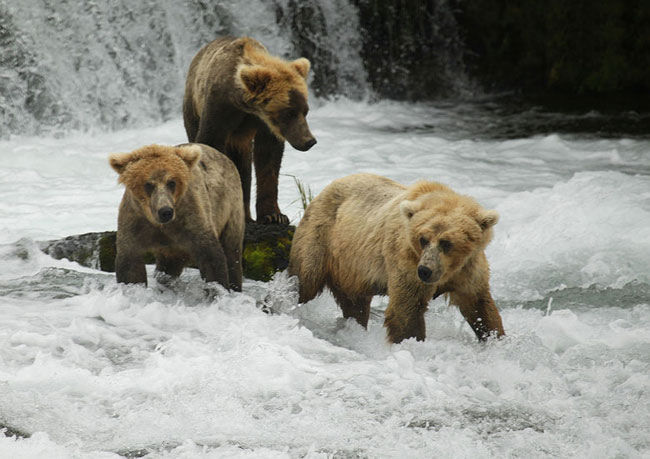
[1,423,30,439]
[39,223,295,282]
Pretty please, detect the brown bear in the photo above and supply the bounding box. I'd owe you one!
[288,173,505,343]
[109,143,245,291]
[183,36,316,225]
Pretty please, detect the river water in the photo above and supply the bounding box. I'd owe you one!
[0,99,649,457]
[1,0,649,456]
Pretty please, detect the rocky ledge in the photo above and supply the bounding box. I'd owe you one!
[39,223,294,282]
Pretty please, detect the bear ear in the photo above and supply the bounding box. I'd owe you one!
[478,209,499,230]
[292,58,311,79]
[239,65,274,96]
[176,145,201,169]
[399,200,420,219]
[109,152,134,175]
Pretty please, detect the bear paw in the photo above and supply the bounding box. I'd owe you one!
[259,213,290,225]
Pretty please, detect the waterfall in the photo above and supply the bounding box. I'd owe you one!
[0,0,465,138]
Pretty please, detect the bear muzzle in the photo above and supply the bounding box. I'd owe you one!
[293,137,317,151]
[417,264,442,284]
[157,206,174,224]
[283,121,317,152]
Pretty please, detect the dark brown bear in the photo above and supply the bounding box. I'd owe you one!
[183,36,316,224]
[109,144,245,291]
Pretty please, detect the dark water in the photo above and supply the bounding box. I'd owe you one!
[380,96,650,140]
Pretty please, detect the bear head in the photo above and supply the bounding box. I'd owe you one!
[237,49,316,152]
[400,182,499,285]
[109,144,200,226]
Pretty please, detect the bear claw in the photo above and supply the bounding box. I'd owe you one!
[260,213,290,225]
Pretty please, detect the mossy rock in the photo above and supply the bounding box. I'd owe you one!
[242,223,294,281]
[40,223,295,282]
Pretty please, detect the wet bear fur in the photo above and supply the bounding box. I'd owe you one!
[288,173,505,343]
[109,143,244,291]
[183,36,316,224]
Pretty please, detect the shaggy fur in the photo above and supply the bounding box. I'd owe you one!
[183,36,316,224]
[288,173,505,343]
[109,143,245,291]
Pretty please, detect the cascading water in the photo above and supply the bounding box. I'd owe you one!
[0,0,372,138]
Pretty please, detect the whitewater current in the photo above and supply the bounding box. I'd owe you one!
[0,99,649,458]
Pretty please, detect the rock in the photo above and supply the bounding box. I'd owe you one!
[1,423,30,439]
[39,223,295,282]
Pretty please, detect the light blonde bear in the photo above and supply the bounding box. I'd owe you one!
[288,173,505,343]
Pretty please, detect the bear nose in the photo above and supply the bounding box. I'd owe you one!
[297,137,317,151]
[158,206,174,223]
[417,265,432,282]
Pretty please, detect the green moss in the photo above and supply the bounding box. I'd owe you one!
[77,249,92,265]
[243,243,277,282]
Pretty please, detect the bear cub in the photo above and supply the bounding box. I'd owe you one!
[109,143,245,291]
[288,173,505,343]
[183,36,316,224]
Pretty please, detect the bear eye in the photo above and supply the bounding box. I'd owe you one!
[167,180,176,192]
[438,239,453,253]
[144,183,154,195]
[419,237,429,248]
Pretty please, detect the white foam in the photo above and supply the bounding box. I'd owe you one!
[1,101,649,457]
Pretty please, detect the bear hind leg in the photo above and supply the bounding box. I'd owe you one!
[295,271,325,304]
[183,97,199,142]
[330,285,372,328]
[288,238,327,304]
[288,258,326,304]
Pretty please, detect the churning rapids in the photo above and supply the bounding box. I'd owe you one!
[1,0,649,456]
[0,100,649,458]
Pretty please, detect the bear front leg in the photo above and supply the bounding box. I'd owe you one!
[182,95,199,142]
[451,289,505,340]
[155,252,187,278]
[190,232,230,289]
[115,251,147,285]
[253,125,288,224]
[220,222,243,292]
[384,277,428,343]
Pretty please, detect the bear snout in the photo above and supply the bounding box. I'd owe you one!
[157,206,174,224]
[285,125,316,151]
[417,265,441,284]
[417,265,432,282]
[296,137,317,151]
